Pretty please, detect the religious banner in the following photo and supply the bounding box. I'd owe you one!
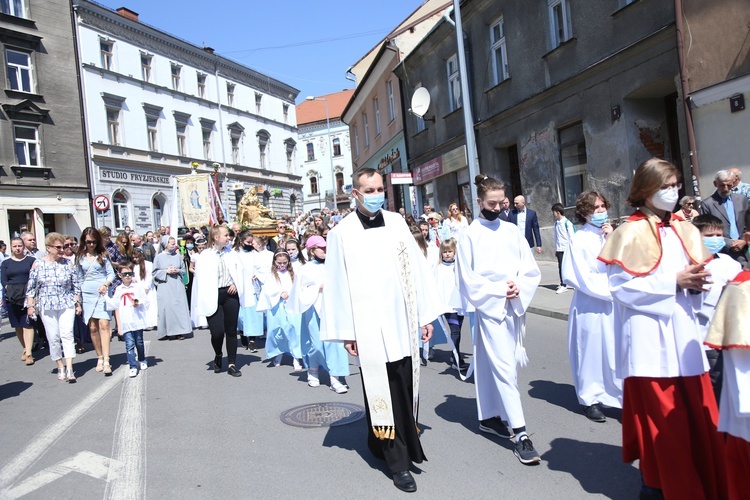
[176,174,211,228]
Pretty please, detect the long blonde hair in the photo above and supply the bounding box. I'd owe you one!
[448,203,463,222]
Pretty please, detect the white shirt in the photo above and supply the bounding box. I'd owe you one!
[517,209,527,236]
[554,216,576,252]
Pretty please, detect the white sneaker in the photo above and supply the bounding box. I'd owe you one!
[556,285,568,294]
[139,361,147,370]
[128,368,138,378]
[330,378,348,394]
[307,370,320,387]
[292,359,305,372]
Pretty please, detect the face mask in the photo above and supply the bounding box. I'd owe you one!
[588,211,608,227]
[243,244,254,252]
[702,236,725,255]
[481,208,501,221]
[186,244,194,250]
[276,263,287,272]
[288,251,298,261]
[357,191,384,213]
[152,238,159,244]
[650,188,679,212]
[313,255,325,264]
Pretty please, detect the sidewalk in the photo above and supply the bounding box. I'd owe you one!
[529,260,572,321]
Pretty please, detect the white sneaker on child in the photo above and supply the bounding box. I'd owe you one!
[139,361,147,370]
[330,378,348,394]
[292,359,305,373]
[128,368,138,378]
[307,370,320,387]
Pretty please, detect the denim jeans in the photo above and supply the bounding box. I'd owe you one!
[124,330,145,368]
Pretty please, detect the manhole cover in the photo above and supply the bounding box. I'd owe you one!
[280,402,366,428]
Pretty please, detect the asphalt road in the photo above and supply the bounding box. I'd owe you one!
[0,311,640,499]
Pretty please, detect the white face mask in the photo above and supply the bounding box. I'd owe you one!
[650,188,679,212]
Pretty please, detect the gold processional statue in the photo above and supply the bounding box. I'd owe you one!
[236,189,277,228]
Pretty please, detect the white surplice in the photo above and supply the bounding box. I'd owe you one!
[321,210,441,361]
[456,218,541,428]
[698,254,741,340]
[562,224,623,408]
[607,227,708,379]
[719,349,750,442]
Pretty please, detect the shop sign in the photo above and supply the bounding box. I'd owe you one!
[413,145,468,185]
[99,167,171,187]
[390,172,413,185]
[134,205,150,223]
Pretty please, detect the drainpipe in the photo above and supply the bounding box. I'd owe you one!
[674,0,701,198]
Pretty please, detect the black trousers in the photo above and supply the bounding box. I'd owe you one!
[361,356,426,474]
[206,287,239,365]
[556,251,565,286]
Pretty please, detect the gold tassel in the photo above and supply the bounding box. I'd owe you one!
[388,427,395,440]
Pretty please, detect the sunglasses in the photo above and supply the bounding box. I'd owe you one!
[85,240,97,245]
[48,245,63,250]
[120,272,134,277]
[63,243,77,249]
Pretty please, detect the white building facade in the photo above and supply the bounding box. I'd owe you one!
[296,90,355,214]
[73,2,302,233]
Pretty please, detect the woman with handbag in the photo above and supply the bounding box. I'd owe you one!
[1,237,36,365]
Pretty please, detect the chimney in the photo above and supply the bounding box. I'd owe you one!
[116,7,139,22]
[203,46,215,54]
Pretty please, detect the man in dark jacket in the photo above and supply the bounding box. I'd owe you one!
[509,196,542,254]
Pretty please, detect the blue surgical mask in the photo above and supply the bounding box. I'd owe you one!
[589,211,608,227]
[186,244,194,250]
[358,192,384,213]
[702,236,725,255]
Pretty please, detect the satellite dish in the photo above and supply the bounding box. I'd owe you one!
[411,87,431,118]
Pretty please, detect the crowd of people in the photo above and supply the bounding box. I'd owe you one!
[1,161,749,496]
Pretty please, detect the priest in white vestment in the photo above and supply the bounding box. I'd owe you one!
[321,169,441,493]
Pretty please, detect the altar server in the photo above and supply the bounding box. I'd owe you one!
[456,174,542,465]
[562,190,622,422]
[599,158,726,499]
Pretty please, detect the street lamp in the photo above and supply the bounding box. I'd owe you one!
[306,96,337,210]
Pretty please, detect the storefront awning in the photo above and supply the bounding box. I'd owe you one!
[38,207,77,215]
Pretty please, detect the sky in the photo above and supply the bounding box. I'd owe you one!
[97,0,427,103]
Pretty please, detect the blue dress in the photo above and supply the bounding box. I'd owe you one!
[79,256,115,322]
[300,308,350,376]
[256,271,301,359]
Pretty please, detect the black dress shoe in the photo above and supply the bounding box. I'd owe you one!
[583,403,606,422]
[214,356,222,373]
[227,365,242,377]
[392,470,416,493]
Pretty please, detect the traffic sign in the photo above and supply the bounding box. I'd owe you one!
[93,194,110,212]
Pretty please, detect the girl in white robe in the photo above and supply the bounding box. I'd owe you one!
[132,249,157,330]
[561,191,622,422]
[234,231,264,348]
[256,249,303,372]
[287,236,349,393]
[284,238,306,273]
[456,174,542,465]
[434,238,468,370]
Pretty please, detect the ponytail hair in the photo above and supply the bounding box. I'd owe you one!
[474,174,505,200]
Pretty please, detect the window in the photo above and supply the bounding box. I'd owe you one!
[363,113,369,147]
[490,17,509,85]
[229,127,242,164]
[14,125,39,166]
[170,64,181,90]
[100,41,113,71]
[333,138,341,157]
[147,117,158,151]
[257,130,270,169]
[307,142,315,161]
[387,80,396,122]
[107,108,120,145]
[113,191,130,231]
[447,54,461,112]
[176,124,187,156]
[227,83,235,107]
[353,124,359,157]
[549,0,572,48]
[310,175,319,195]
[6,50,32,93]
[202,128,212,160]
[558,123,587,207]
[255,92,262,112]
[197,73,206,98]
[283,103,289,123]
[374,98,381,136]
[140,55,152,82]
[1,0,25,17]
[336,172,344,194]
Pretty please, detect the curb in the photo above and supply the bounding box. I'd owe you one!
[528,306,568,322]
